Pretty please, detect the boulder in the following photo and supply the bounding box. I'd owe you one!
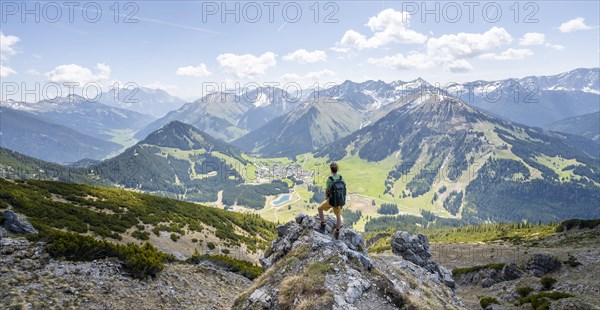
[391,231,431,268]
[501,263,524,281]
[2,210,38,234]
[526,254,561,277]
[391,231,455,288]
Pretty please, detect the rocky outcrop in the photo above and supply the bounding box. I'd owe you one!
[1,237,252,309]
[2,210,38,234]
[236,214,464,310]
[526,254,562,277]
[261,213,372,271]
[391,231,455,288]
[455,263,525,288]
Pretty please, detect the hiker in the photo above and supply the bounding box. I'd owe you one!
[318,162,346,239]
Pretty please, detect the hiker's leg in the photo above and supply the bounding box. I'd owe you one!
[335,211,342,231]
[318,200,326,223]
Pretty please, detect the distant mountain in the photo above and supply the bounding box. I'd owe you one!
[308,78,435,111]
[446,68,599,127]
[0,147,109,185]
[100,87,186,118]
[135,92,251,142]
[317,90,600,223]
[237,87,297,131]
[1,94,156,141]
[233,98,363,157]
[94,121,247,201]
[0,107,122,164]
[545,111,600,143]
[135,89,298,142]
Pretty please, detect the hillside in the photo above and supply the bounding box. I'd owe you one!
[314,91,600,223]
[2,95,155,143]
[0,178,276,259]
[446,68,599,127]
[0,107,122,164]
[546,111,600,142]
[100,86,186,118]
[233,98,363,157]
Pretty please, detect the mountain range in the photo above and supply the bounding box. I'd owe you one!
[99,86,186,118]
[0,68,598,224]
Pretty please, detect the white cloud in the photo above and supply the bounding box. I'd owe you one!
[45,63,111,84]
[368,27,514,73]
[519,32,545,46]
[176,63,211,77]
[217,52,276,78]
[283,49,327,64]
[0,32,20,76]
[546,43,565,50]
[25,69,41,76]
[559,17,594,33]
[480,48,534,60]
[337,8,427,49]
[0,32,19,61]
[0,64,17,77]
[367,52,434,70]
[281,70,335,87]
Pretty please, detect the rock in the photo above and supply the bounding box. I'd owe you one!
[248,288,271,308]
[501,263,523,281]
[391,231,431,268]
[2,210,38,234]
[549,299,592,310]
[0,227,7,239]
[526,254,561,277]
[345,278,370,304]
[391,231,455,288]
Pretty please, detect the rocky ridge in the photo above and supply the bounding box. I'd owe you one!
[235,213,464,309]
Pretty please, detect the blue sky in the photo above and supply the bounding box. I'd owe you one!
[1,1,599,100]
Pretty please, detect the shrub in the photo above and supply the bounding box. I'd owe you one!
[564,255,581,267]
[188,254,263,280]
[540,276,557,290]
[191,238,198,243]
[516,286,534,297]
[28,228,172,279]
[479,297,499,309]
[170,233,180,242]
[452,263,506,277]
[222,248,230,254]
[207,242,216,250]
[518,292,573,308]
[132,230,150,241]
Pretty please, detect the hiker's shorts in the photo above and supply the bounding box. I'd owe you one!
[319,200,342,216]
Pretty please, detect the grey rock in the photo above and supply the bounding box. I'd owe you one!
[345,278,370,304]
[2,210,38,234]
[501,263,524,281]
[391,231,454,288]
[526,254,561,277]
[0,227,7,239]
[391,231,431,267]
[248,288,272,309]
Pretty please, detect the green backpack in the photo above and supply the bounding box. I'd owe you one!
[328,175,346,207]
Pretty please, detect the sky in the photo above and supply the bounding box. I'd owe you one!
[1,0,599,101]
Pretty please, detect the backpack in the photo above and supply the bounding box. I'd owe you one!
[328,175,346,207]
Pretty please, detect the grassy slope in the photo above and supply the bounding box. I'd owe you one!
[0,178,276,261]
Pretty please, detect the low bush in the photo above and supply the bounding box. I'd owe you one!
[188,253,263,280]
[518,292,573,308]
[540,276,557,290]
[479,297,499,309]
[452,263,506,277]
[516,286,534,297]
[28,228,173,279]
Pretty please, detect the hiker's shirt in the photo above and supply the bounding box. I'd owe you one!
[326,174,342,197]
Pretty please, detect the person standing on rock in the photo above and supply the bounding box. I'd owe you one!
[318,162,347,239]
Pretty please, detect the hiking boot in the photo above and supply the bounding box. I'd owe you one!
[319,222,326,233]
[334,228,340,240]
